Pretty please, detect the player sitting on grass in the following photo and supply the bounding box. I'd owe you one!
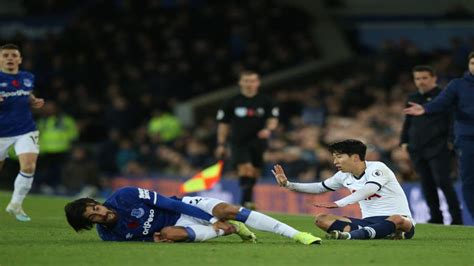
[272,139,415,240]
[65,186,321,244]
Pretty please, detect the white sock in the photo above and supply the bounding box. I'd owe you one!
[243,209,299,238]
[11,171,34,205]
[187,225,223,242]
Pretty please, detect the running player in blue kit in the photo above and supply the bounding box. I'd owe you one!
[65,186,321,244]
[0,44,44,222]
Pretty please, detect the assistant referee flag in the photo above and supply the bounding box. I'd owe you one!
[180,160,224,193]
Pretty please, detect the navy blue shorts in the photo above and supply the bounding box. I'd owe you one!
[348,216,415,239]
[348,216,390,228]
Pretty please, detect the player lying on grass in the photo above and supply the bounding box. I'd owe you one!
[272,139,415,240]
[65,186,321,244]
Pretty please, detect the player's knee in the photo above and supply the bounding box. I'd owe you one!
[212,203,239,219]
[20,162,36,174]
[387,215,405,228]
[314,213,332,230]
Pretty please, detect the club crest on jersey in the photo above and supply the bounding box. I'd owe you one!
[131,208,145,219]
[272,107,279,116]
[216,109,224,120]
[235,107,247,117]
[372,170,383,177]
[23,79,32,87]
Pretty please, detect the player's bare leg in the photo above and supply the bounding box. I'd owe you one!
[153,227,189,242]
[153,225,235,243]
[6,152,37,222]
[315,213,352,232]
[212,202,321,245]
[385,215,415,240]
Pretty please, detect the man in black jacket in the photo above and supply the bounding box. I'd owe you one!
[401,65,462,224]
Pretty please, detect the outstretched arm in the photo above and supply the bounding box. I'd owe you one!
[272,164,331,194]
[152,193,218,223]
[403,102,425,116]
[313,183,380,208]
[423,81,457,114]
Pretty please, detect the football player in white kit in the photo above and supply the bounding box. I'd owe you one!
[272,139,415,240]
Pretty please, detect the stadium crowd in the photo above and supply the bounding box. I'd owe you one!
[1,0,472,198]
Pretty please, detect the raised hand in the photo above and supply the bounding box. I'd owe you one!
[271,164,288,187]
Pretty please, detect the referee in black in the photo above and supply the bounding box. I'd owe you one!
[215,70,279,210]
[401,65,462,224]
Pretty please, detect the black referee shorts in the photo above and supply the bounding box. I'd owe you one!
[231,139,266,168]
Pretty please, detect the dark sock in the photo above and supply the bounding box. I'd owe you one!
[350,220,396,239]
[349,228,370,239]
[327,220,353,233]
[239,176,256,205]
[405,224,415,239]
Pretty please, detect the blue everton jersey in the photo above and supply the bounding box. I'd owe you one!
[0,70,37,137]
[96,187,214,242]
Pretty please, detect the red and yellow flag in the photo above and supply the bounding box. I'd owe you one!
[179,160,224,193]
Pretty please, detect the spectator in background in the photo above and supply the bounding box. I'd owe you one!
[404,52,474,220]
[400,65,462,224]
[148,108,183,144]
[60,146,99,197]
[36,101,78,193]
[215,70,279,209]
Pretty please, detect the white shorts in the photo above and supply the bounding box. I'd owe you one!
[0,131,40,160]
[174,196,225,227]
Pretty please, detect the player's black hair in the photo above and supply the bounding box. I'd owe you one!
[328,139,367,161]
[64,198,101,232]
[0,43,20,51]
[469,51,474,60]
[412,65,436,76]
[239,70,259,79]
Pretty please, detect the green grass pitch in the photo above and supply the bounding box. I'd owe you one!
[1,191,473,266]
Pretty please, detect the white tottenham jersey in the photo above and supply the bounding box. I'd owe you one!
[323,161,413,220]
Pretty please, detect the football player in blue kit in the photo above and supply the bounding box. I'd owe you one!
[0,44,44,222]
[65,186,321,244]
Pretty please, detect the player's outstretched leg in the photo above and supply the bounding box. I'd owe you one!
[213,203,321,245]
